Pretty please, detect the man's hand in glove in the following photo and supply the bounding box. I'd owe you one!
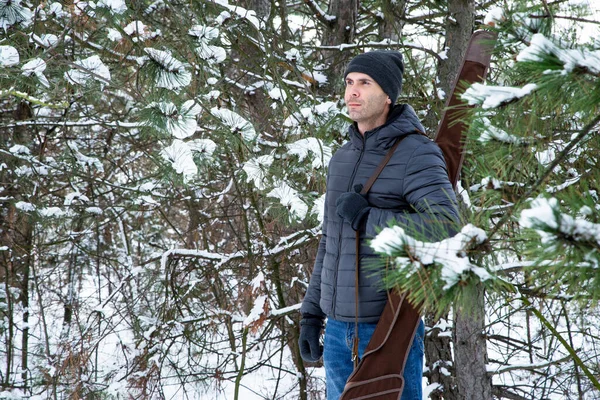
[336,184,371,230]
[299,316,323,362]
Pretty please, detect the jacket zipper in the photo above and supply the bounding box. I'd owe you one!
[331,128,366,320]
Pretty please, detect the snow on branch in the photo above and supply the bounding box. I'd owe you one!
[144,100,201,139]
[519,196,600,246]
[371,224,492,290]
[64,55,111,86]
[160,228,319,271]
[461,82,537,109]
[143,48,192,90]
[303,0,336,25]
[286,138,332,169]
[267,181,308,221]
[517,33,600,76]
[477,118,527,144]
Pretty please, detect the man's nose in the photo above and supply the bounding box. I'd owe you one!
[348,88,359,97]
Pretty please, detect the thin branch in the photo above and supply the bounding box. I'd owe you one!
[302,0,336,27]
[488,113,600,239]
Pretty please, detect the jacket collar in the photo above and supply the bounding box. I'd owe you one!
[348,104,425,150]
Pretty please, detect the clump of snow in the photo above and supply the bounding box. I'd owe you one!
[268,87,287,102]
[284,102,339,128]
[267,181,308,221]
[520,197,560,232]
[517,33,600,75]
[371,223,492,290]
[124,21,161,41]
[285,48,301,61]
[48,2,67,18]
[196,43,227,63]
[160,139,198,182]
[314,101,339,116]
[461,82,537,109]
[481,176,502,190]
[243,155,274,190]
[65,55,111,85]
[214,2,262,30]
[143,48,191,90]
[210,107,257,142]
[145,101,201,139]
[484,7,504,26]
[187,138,217,157]
[0,45,20,67]
[0,0,33,30]
[188,25,219,41]
[106,28,122,41]
[520,196,600,245]
[64,191,90,206]
[22,58,49,87]
[31,33,59,48]
[250,271,265,291]
[286,138,332,169]
[68,141,104,172]
[311,193,326,223]
[243,295,268,328]
[9,144,31,155]
[478,118,524,144]
[15,201,36,212]
[39,207,66,217]
[97,0,127,14]
[85,207,103,215]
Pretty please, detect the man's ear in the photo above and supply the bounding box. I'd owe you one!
[386,97,392,104]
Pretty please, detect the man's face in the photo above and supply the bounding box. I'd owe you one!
[344,72,391,133]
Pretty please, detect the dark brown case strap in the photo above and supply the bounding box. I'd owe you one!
[342,292,421,400]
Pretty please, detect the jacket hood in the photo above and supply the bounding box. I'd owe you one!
[349,104,425,150]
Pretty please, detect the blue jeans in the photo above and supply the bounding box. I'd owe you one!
[323,318,425,400]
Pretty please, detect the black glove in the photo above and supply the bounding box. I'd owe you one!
[336,185,371,230]
[299,317,323,362]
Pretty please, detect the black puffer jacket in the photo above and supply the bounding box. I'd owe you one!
[301,104,460,323]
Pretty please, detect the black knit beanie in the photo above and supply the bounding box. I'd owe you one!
[344,50,404,104]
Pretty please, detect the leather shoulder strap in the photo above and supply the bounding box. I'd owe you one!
[360,133,410,195]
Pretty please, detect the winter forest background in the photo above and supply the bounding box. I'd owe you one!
[1,0,600,399]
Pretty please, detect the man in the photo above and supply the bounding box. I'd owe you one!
[299,50,460,399]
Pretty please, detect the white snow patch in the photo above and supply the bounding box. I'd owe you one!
[9,144,31,155]
[65,55,111,85]
[15,201,36,212]
[210,108,257,142]
[286,138,332,169]
[267,181,308,221]
[97,0,127,14]
[160,139,197,182]
[371,224,492,290]
[22,58,49,87]
[517,33,600,75]
[0,46,20,67]
[243,155,274,190]
[144,48,191,90]
[461,82,537,109]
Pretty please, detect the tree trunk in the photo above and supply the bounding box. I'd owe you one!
[424,313,458,400]
[424,0,480,398]
[0,100,34,388]
[423,0,475,131]
[379,0,408,41]
[322,0,358,76]
[454,283,493,399]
